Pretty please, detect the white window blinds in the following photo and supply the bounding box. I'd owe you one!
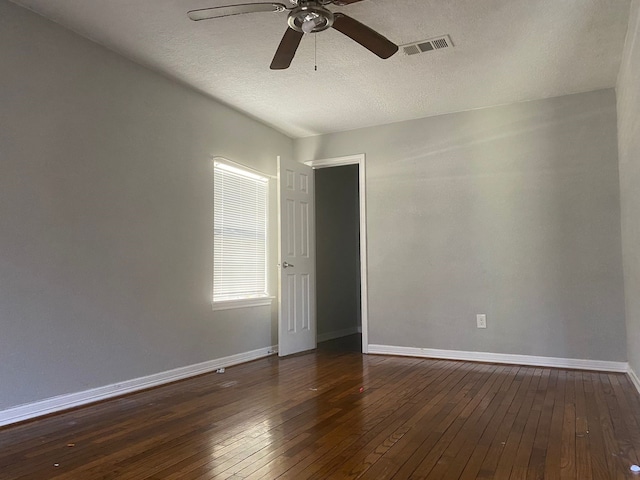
[214,162,269,302]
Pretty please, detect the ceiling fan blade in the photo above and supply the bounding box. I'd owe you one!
[270,28,304,70]
[332,13,398,59]
[187,3,287,21]
[331,0,367,4]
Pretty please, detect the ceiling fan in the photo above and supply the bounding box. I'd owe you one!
[187,0,399,70]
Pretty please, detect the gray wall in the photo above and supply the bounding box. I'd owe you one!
[0,0,292,410]
[617,0,640,375]
[296,89,627,362]
[315,165,361,338]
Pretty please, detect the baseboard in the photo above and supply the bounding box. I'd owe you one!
[317,326,361,343]
[367,344,628,373]
[628,367,640,394]
[0,345,278,428]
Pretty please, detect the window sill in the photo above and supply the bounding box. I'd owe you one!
[212,297,275,311]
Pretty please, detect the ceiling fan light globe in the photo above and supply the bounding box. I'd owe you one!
[287,4,334,33]
[302,20,316,34]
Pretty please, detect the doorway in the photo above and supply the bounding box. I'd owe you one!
[305,154,369,354]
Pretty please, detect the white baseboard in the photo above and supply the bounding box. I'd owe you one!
[0,345,278,428]
[317,326,362,343]
[628,367,640,394]
[368,344,628,373]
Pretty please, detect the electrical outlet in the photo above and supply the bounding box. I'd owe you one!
[476,314,487,329]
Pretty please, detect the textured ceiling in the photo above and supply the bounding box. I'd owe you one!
[10,0,631,138]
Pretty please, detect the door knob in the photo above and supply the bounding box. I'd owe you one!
[282,261,294,269]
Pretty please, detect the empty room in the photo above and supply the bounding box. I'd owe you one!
[1,0,640,478]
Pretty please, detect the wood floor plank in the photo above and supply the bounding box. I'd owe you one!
[477,367,541,479]
[526,368,560,480]
[543,369,566,480]
[389,365,515,479]
[574,372,593,480]
[238,361,444,480]
[418,366,522,480]
[594,373,636,478]
[507,368,551,480]
[460,367,535,480]
[381,365,503,479]
[301,361,486,480]
[331,363,493,479]
[584,372,615,480]
[588,372,625,479]
[488,367,542,479]
[274,360,463,480]
[240,358,455,479]
[559,370,576,480]
[607,373,640,465]
[2,336,640,480]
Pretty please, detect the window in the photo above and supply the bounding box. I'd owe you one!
[213,160,271,309]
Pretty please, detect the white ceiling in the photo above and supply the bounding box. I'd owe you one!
[11,0,631,138]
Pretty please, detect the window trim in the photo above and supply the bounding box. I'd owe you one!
[211,296,276,311]
[211,156,273,310]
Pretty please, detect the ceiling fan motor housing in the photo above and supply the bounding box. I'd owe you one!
[288,4,334,33]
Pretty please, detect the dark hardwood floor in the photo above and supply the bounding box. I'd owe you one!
[317,333,362,353]
[2,338,640,479]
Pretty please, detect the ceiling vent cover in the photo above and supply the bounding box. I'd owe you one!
[402,35,453,56]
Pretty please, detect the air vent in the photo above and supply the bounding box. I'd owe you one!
[404,44,421,56]
[402,35,453,56]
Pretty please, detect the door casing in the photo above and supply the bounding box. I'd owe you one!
[304,154,369,354]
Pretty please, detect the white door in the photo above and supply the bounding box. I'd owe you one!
[278,157,316,356]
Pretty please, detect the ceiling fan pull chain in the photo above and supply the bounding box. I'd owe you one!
[314,33,318,71]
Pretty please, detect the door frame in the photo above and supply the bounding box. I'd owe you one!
[304,154,369,354]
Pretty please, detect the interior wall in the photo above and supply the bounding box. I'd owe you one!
[617,0,640,376]
[0,0,292,410]
[295,89,626,362]
[315,165,361,340]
